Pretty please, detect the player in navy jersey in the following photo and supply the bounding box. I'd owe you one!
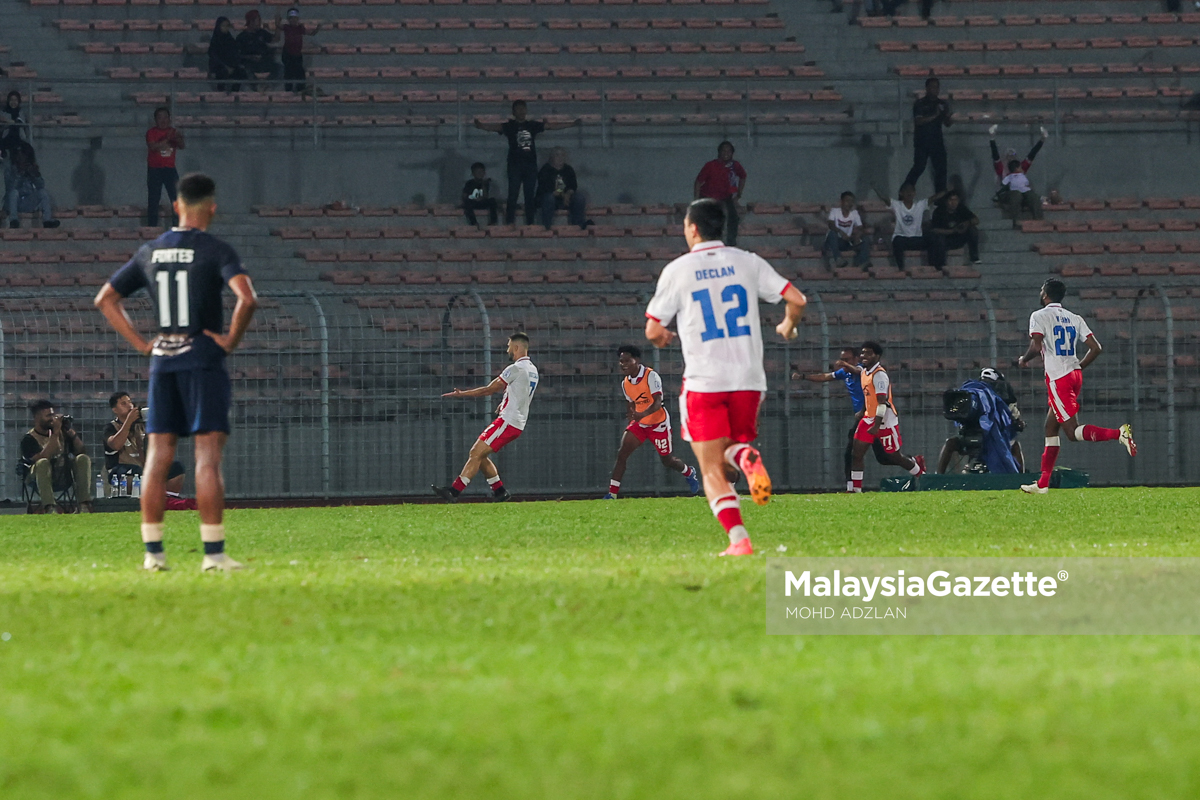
[94,172,258,572]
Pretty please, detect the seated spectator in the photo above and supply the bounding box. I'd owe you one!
[236,10,282,86]
[873,183,943,270]
[927,191,980,268]
[474,101,580,226]
[1,90,27,158]
[537,147,590,229]
[208,17,246,92]
[279,7,320,94]
[823,191,871,270]
[462,162,499,226]
[5,141,59,229]
[694,141,746,245]
[104,391,195,509]
[20,399,92,513]
[1001,159,1043,227]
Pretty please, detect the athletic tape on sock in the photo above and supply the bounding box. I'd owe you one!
[200,523,225,543]
[141,522,164,543]
[1045,437,1060,447]
[486,475,501,486]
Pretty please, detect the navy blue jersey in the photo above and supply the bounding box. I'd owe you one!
[108,228,246,373]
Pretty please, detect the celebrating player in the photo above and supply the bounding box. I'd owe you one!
[433,333,538,503]
[1017,279,1136,494]
[644,198,807,556]
[849,341,925,492]
[94,172,258,572]
[797,347,888,492]
[603,344,701,499]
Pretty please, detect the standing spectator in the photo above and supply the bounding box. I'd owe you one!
[537,147,590,229]
[146,107,184,228]
[904,78,951,194]
[279,7,320,94]
[874,183,943,270]
[461,161,499,227]
[693,140,746,246]
[20,400,92,513]
[207,17,246,92]
[1,90,27,157]
[474,101,580,226]
[1001,160,1043,227]
[5,142,59,229]
[927,191,980,267]
[823,190,871,270]
[236,10,282,86]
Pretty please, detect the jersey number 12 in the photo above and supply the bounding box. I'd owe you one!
[156,270,190,328]
[692,285,751,342]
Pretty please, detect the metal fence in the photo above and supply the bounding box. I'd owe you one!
[2,282,1195,501]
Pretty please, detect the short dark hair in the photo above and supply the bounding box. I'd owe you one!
[470,162,485,172]
[840,191,855,201]
[1007,159,1021,173]
[925,77,939,87]
[509,331,530,345]
[899,182,915,194]
[29,399,53,416]
[511,99,527,112]
[618,343,642,359]
[1042,279,1066,303]
[717,140,735,154]
[178,172,216,205]
[686,198,725,241]
[109,391,130,409]
[153,106,170,119]
[861,341,883,356]
[839,346,858,356]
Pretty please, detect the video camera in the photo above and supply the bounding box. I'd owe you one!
[942,389,986,472]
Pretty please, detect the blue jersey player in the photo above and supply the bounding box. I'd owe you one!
[94,173,258,572]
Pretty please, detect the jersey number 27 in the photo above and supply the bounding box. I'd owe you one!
[692,285,751,342]
[155,270,190,328]
[1052,324,1077,357]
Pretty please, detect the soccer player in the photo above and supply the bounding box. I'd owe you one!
[94,172,258,572]
[797,347,887,492]
[645,198,807,556]
[1016,279,1136,494]
[604,344,701,499]
[849,341,925,492]
[433,333,538,502]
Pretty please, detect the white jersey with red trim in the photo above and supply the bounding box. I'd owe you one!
[496,356,539,429]
[645,241,792,392]
[1028,303,1094,381]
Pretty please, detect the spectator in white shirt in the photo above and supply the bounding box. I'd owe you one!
[822,191,872,270]
[1001,158,1043,227]
[873,182,944,271]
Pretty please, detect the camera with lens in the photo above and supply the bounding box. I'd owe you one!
[59,414,74,430]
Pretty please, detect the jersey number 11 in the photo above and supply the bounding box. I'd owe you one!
[156,270,190,328]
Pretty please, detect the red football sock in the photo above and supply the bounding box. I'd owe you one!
[850,470,864,493]
[451,476,469,494]
[1080,424,1119,442]
[709,492,744,534]
[486,475,505,493]
[608,479,621,497]
[1038,438,1060,489]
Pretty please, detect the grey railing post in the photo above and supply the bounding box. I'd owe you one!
[980,287,998,365]
[306,293,331,497]
[0,317,6,501]
[810,292,832,486]
[470,290,491,416]
[1155,283,1177,478]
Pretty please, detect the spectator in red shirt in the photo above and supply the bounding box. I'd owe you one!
[693,141,746,245]
[280,7,320,93]
[145,107,184,227]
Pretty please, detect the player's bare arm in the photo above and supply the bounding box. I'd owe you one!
[1077,335,1103,370]
[775,284,807,341]
[645,317,676,348]
[94,282,153,356]
[1017,333,1044,368]
[443,377,506,399]
[204,274,259,354]
[798,372,835,382]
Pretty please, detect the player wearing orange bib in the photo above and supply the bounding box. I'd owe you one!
[604,344,701,499]
[849,341,925,491]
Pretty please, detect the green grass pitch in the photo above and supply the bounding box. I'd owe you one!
[2,488,1200,799]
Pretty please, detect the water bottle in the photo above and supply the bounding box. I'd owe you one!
[95,473,104,501]
[132,475,141,499]
[110,473,119,498]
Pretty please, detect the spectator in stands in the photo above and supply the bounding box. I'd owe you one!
[461,162,499,227]
[823,191,872,270]
[208,17,246,92]
[927,191,980,268]
[904,78,951,194]
[279,7,320,94]
[1001,159,1043,227]
[104,391,195,509]
[537,147,590,229]
[1,90,27,157]
[146,107,184,228]
[474,101,581,226]
[5,141,59,229]
[20,400,92,513]
[236,10,282,86]
[874,182,943,270]
[694,140,746,246]
[990,124,1048,226]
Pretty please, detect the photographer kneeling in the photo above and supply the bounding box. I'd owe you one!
[20,399,92,513]
[105,391,195,510]
[938,368,1024,474]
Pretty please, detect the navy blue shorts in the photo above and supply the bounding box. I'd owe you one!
[146,367,232,437]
